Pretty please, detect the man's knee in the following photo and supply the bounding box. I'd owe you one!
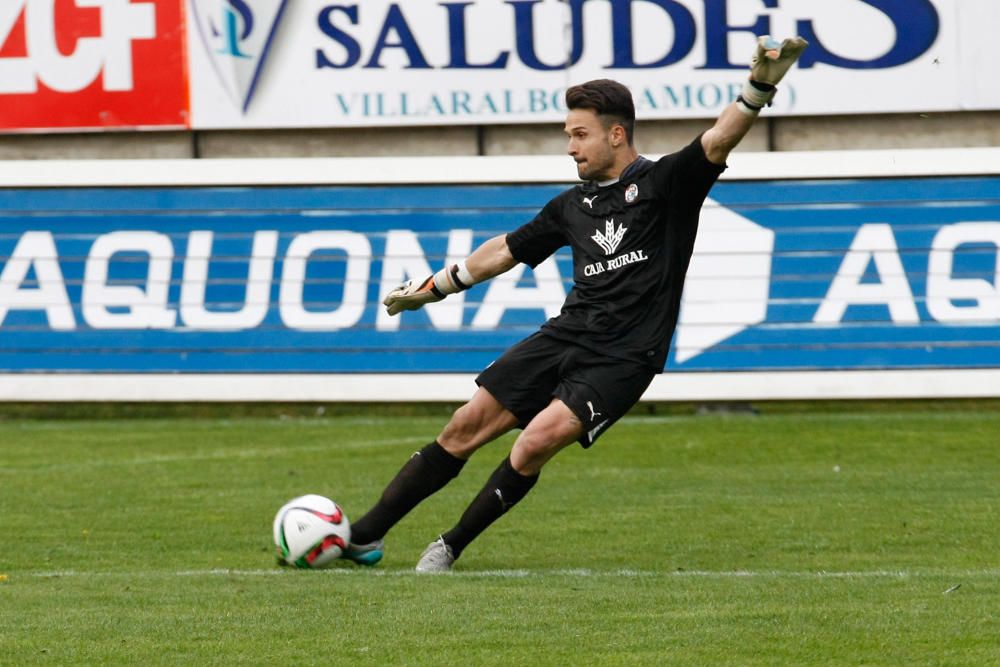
[438,390,516,457]
[510,403,582,474]
[513,427,572,461]
[439,403,481,452]
[510,431,552,464]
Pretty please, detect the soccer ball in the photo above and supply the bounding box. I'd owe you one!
[273,494,351,569]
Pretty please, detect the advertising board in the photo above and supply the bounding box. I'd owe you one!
[186,0,1000,128]
[4,1,1000,131]
[1,148,999,400]
[0,0,189,131]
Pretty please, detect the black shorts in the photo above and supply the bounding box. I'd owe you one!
[476,332,656,448]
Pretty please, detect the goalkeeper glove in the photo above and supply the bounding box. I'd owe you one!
[383,261,477,316]
[737,35,809,116]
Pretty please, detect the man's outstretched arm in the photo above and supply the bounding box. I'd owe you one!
[383,234,517,316]
[702,102,758,166]
[702,35,808,165]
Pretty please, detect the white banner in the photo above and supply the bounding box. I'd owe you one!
[186,0,997,128]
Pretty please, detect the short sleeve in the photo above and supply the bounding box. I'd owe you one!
[651,134,726,205]
[506,197,568,268]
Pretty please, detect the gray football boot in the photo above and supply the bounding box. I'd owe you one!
[414,537,455,573]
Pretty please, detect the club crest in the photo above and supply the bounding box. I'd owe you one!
[625,183,639,203]
[189,0,290,113]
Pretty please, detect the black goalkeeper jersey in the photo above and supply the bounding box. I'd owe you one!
[506,135,725,371]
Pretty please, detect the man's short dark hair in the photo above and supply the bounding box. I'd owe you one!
[565,79,636,146]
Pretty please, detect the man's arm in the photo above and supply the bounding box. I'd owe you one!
[702,35,808,166]
[383,234,517,316]
[702,102,757,166]
[465,234,518,280]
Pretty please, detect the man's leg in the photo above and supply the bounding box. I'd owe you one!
[417,398,582,572]
[346,388,518,560]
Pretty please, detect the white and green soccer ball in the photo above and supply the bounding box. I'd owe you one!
[273,494,351,569]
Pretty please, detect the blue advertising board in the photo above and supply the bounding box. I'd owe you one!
[1,177,998,373]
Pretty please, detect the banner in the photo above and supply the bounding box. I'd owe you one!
[185,0,1000,129]
[1,176,999,374]
[0,0,188,131]
[3,1,1000,132]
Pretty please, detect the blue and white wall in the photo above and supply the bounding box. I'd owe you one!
[1,149,998,401]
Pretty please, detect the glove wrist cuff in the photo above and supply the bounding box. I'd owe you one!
[741,79,776,109]
[736,96,762,117]
[433,260,479,295]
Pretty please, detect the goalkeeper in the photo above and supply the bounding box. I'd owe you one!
[344,36,808,572]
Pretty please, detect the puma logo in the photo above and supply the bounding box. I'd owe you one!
[587,400,602,421]
[582,195,598,208]
[494,488,514,512]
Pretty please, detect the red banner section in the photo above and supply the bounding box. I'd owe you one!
[0,0,188,131]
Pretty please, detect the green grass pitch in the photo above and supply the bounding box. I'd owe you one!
[1,404,998,665]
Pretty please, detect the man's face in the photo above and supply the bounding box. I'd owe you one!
[564,108,617,181]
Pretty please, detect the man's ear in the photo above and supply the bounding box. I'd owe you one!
[610,124,626,148]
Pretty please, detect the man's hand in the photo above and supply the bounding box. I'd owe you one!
[738,35,808,115]
[383,275,444,316]
[750,35,809,87]
[383,259,484,316]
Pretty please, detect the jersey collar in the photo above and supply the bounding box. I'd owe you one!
[590,156,653,188]
[620,156,654,181]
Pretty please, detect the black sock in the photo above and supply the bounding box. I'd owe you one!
[441,457,538,559]
[351,441,466,544]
